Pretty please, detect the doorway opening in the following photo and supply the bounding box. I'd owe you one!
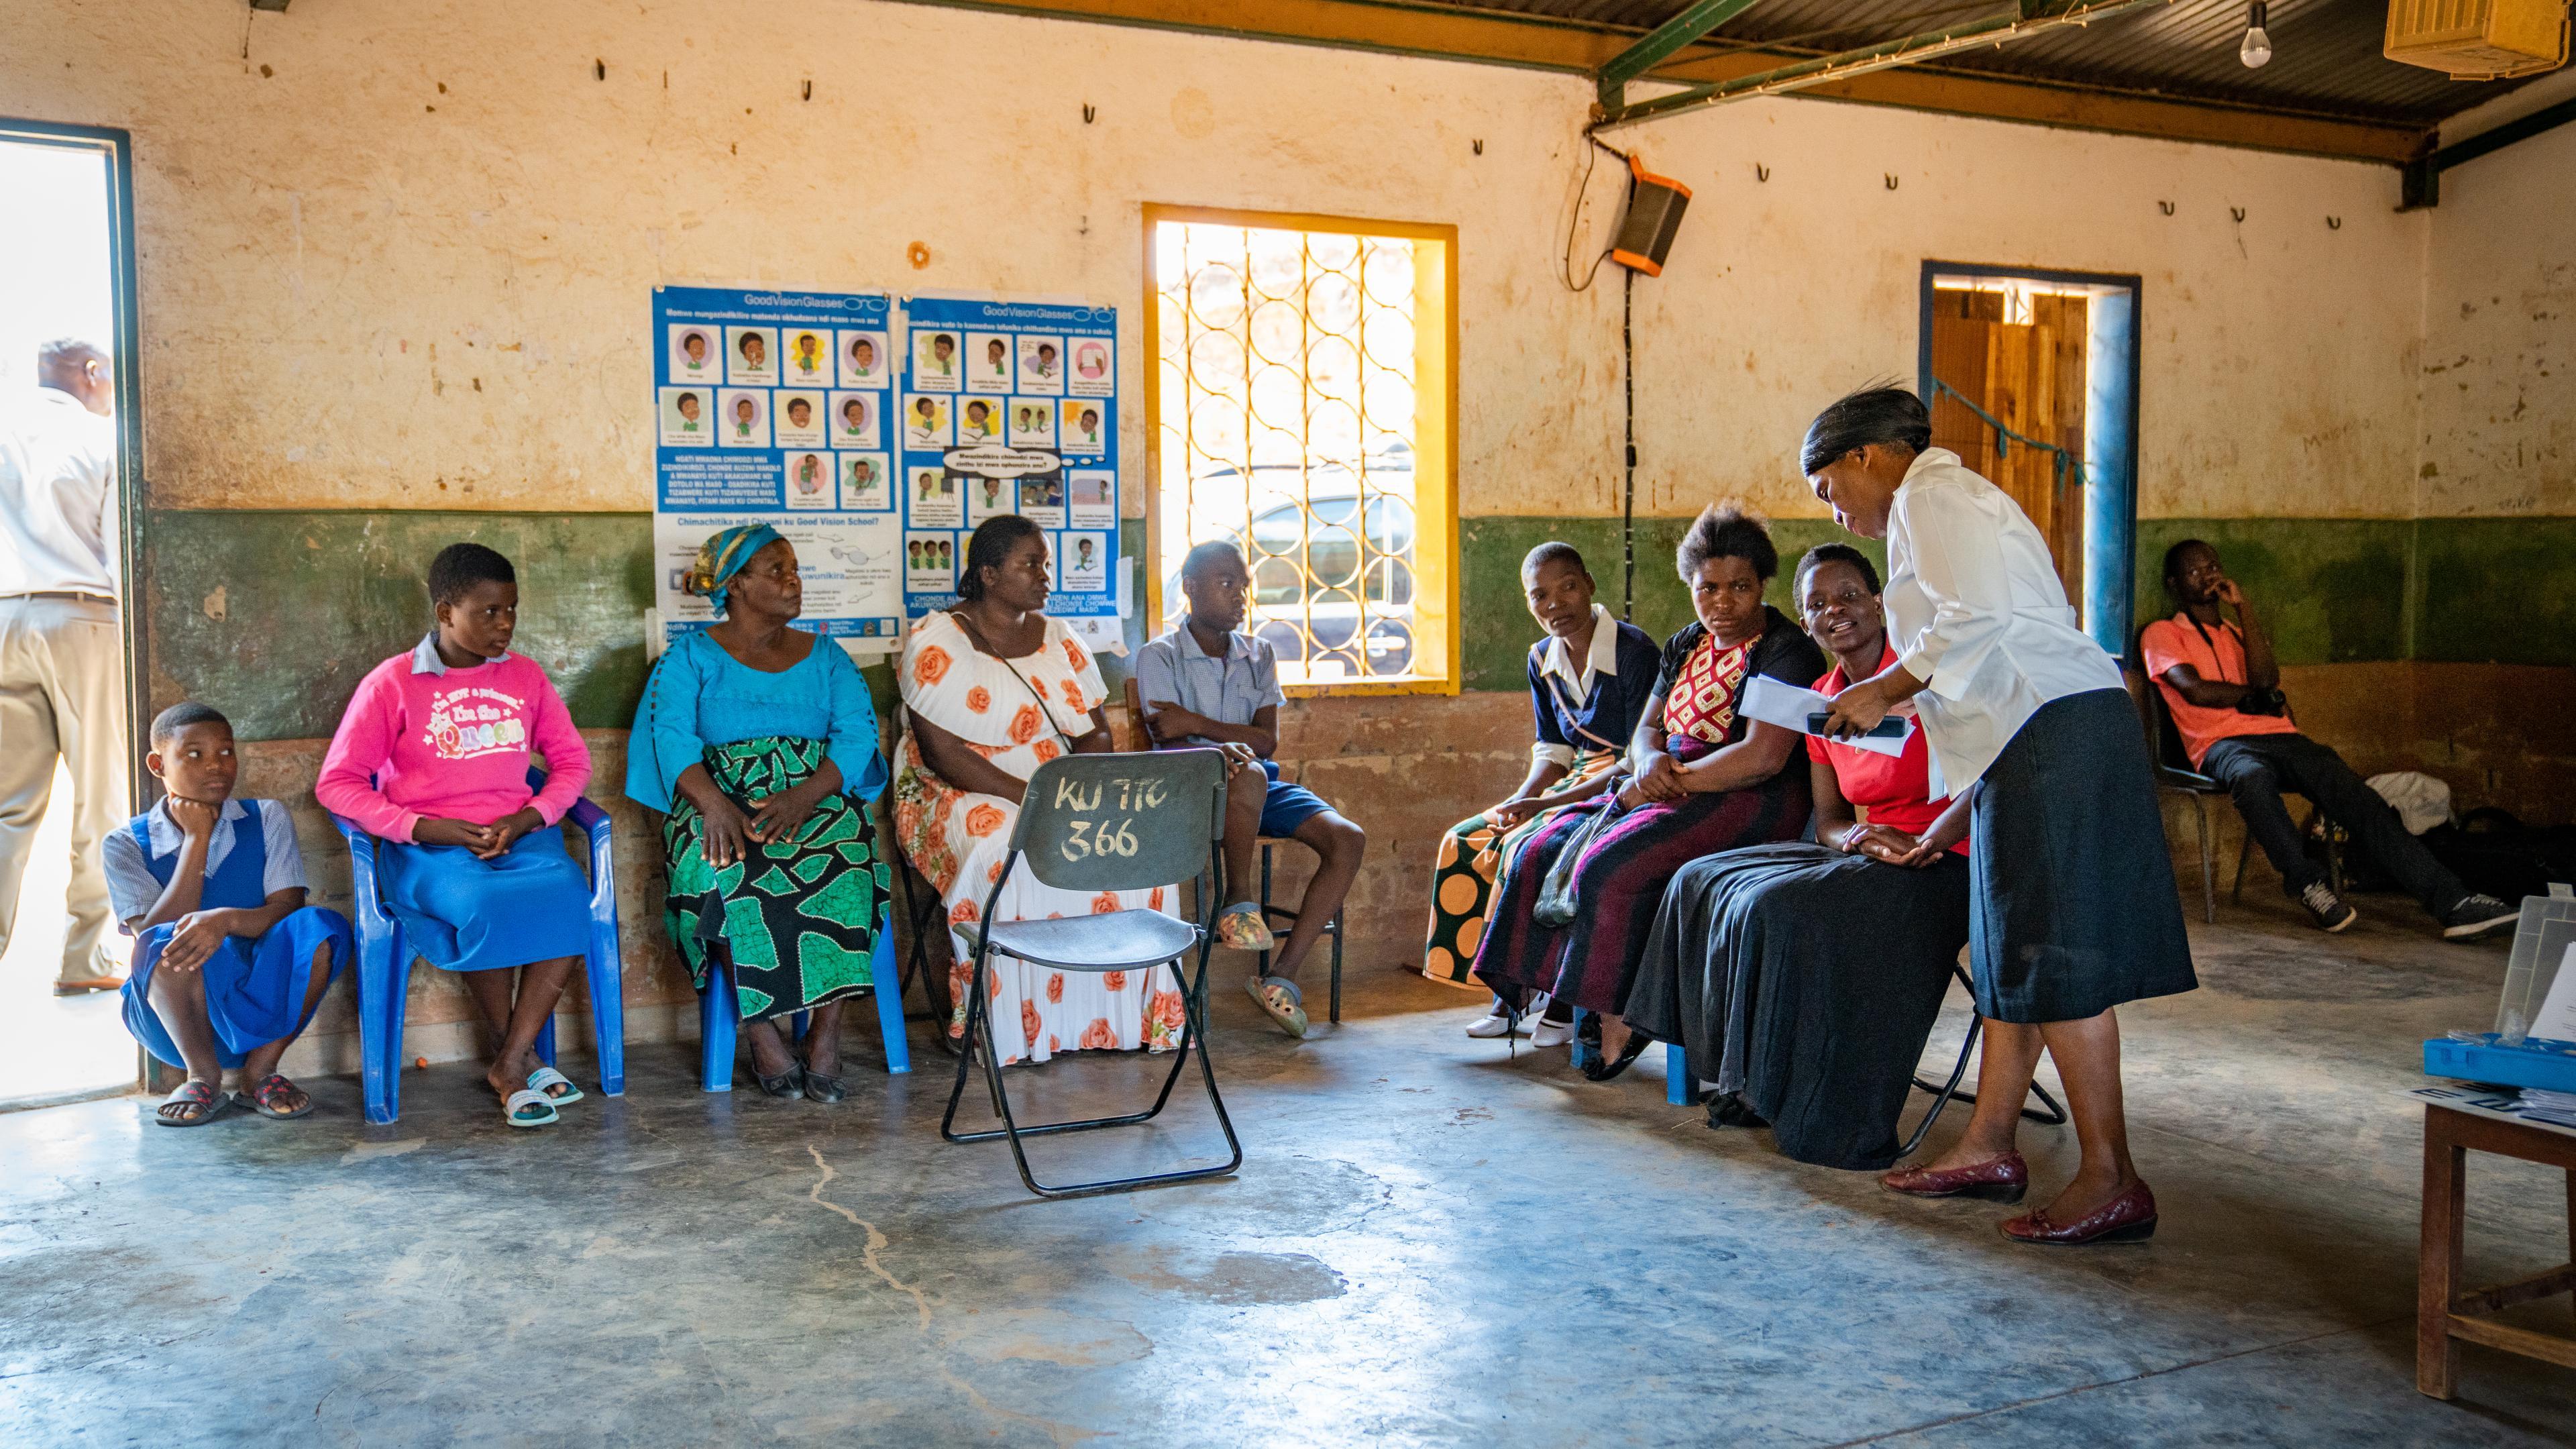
[0,121,145,1111]
[1917,262,2142,661]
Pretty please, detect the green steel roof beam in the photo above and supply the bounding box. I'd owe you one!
[1594,0,1766,112]
[1593,0,2169,132]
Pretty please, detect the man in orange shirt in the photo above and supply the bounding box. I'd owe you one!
[2141,540,2512,940]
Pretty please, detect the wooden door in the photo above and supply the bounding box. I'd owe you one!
[1928,290,2088,601]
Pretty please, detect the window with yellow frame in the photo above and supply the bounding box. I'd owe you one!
[1144,205,1458,694]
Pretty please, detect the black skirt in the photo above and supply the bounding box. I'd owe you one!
[1627,843,1970,1170]
[1969,687,2197,1024]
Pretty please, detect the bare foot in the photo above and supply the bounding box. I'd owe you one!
[1597,1014,1634,1061]
[483,1047,537,1102]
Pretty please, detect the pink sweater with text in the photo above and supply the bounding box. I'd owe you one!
[316,643,592,841]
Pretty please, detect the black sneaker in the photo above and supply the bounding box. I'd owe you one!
[2440,894,2518,941]
[2300,881,2357,932]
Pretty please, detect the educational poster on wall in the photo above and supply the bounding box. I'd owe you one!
[651,284,903,651]
[899,296,1122,649]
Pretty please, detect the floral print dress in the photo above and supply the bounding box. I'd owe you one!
[894,609,1184,1063]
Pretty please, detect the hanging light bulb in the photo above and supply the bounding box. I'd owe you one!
[2239,2,2273,68]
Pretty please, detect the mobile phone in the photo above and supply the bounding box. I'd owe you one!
[1809,712,1907,739]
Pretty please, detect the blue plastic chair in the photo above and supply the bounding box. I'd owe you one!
[698,929,908,1089]
[330,769,626,1124]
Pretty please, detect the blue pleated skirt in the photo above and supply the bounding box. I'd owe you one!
[123,906,353,1069]
[379,829,592,973]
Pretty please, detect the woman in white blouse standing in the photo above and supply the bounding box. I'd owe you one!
[1809,386,2195,1247]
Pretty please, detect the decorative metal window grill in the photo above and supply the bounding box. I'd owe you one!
[1151,220,1423,684]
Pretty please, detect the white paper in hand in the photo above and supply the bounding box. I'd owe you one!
[1740,675,1907,758]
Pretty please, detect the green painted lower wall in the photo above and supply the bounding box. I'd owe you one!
[143,510,1148,741]
[148,508,2573,743]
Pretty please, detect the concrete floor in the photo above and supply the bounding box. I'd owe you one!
[4,888,2573,1447]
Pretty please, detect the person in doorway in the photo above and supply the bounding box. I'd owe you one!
[1471,505,1824,1078]
[892,517,1184,1061]
[1423,542,1658,1040]
[0,337,127,997]
[315,543,597,1130]
[1808,385,2196,1246]
[105,702,350,1126]
[2142,539,2514,940]
[628,526,893,1102]
[1135,541,1367,1040]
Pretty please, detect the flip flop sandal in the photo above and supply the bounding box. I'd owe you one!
[154,1080,231,1128]
[244,1073,315,1120]
[525,1066,585,1106]
[499,1087,560,1128]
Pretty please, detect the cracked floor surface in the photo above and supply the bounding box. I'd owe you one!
[3,889,2573,1446]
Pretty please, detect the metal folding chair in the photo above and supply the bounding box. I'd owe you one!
[941,748,1242,1198]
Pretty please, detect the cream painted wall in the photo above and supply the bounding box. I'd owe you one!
[2417,120,2576,517]
[1,0,2436,522]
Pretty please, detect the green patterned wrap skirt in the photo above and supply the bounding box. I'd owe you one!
[662,735,892,1022]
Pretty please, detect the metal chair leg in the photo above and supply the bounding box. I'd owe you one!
[2194,794,2217,923]
[1329,904,1342,1024]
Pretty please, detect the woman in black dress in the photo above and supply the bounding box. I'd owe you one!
[1809,386,2194,1246]
[1625,544,1974,1169]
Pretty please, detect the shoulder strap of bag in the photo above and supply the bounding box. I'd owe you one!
[951,610,1079,748]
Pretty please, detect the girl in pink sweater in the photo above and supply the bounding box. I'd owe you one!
[317,543,595,1128]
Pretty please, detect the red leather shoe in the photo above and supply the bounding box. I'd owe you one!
[1879,1151,2028,1203]
[2000,1179,2157,1246]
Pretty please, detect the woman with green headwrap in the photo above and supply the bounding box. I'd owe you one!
[626,524,892,1102]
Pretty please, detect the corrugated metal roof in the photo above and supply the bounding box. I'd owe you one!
[1422,0,2545,124]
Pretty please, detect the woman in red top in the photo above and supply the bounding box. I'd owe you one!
[1623,545,1978,1169]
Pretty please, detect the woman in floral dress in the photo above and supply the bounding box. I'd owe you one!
[894,516,1185,1064]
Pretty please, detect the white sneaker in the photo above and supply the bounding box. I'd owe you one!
[1527,1016,1576,1049]
[1464,1011,1520,1038]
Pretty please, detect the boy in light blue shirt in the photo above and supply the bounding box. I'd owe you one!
[1134,541,1366,1040]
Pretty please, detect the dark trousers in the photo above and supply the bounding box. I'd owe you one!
[2199,732,2466,917]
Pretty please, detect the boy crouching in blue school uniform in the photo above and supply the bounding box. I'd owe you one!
[1135,540,1366,1040]
[105,702,352,1125]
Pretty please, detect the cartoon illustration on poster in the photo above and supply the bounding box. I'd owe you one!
[651,285,902,647]
[899,297,1119,629]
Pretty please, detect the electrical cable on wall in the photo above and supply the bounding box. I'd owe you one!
[1560,132,1690,622]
